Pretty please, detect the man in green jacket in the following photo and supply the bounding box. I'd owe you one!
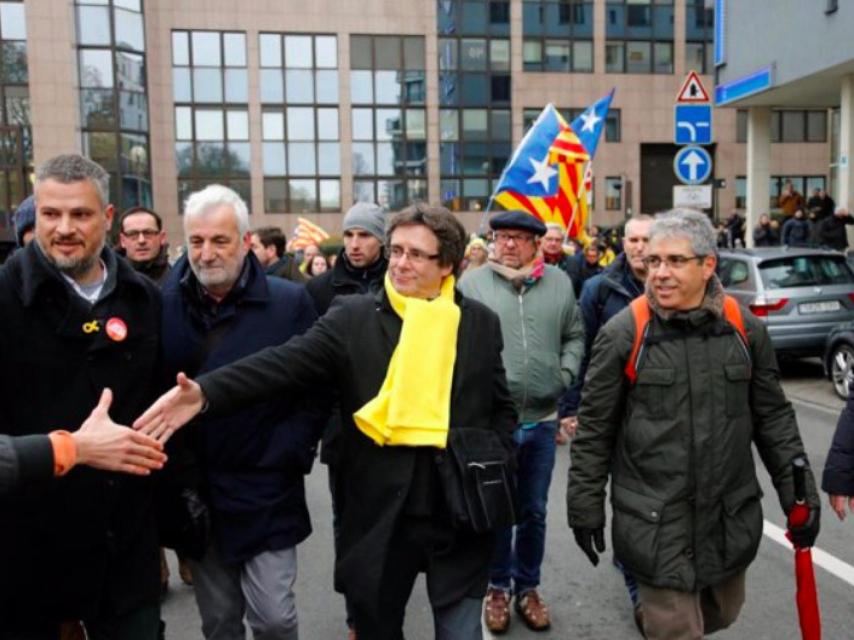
[567,209,820,639]
[459,210,584,633]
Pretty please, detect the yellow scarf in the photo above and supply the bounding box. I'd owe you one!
[353,273,460,448]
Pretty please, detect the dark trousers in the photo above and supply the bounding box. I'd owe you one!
[0,603,160,640]
[328,464,356,628]
[352,516,484,640]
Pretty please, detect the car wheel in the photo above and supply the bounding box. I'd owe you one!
[830,343,854,400]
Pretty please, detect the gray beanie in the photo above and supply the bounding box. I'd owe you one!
[342,202,386,242]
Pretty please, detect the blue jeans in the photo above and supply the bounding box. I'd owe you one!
[489,421,557,594]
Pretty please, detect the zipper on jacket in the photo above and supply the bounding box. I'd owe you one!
[518,292,529,416]
[684,331,699,587]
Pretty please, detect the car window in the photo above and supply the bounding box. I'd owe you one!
[718,257,752,290]
[759,255,854,289]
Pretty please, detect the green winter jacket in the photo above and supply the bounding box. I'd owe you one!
[566,278,819,592]
[459,263,585,422]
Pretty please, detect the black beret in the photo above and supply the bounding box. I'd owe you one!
[489,210,547,236]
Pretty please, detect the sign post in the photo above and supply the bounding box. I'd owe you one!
[674,71,713,209]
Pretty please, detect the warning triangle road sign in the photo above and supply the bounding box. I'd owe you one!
[676,71,710,103]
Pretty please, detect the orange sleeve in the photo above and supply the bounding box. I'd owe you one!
[47,431,78,477]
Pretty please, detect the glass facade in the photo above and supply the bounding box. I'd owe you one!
[77,0,150,209]
[523,107,620,142]
[261,33,341,213]
[685,0,713,74]
[0,0,30,230]
[438,0,511,211]
[172,30,250,209]
[736,109,828,144]
[605,0,674,74]
[522,1,594,73]
[351,34,427,210]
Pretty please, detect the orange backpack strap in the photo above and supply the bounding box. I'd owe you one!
[722,295,749,347]
[624,297,652,385]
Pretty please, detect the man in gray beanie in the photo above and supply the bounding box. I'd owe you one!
[13,195,35,247]
[305,201,389,640]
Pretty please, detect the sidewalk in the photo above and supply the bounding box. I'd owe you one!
[780,357,845,413]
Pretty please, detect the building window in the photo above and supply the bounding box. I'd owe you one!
[769,175,826,211]
[522,1,594,73]
[735,176,746,210]
[351,35,426,210]
[0,0,31,223]
[736,109,828,144]
[605,176,622,210]
[605,0,674,74]
[77,0,150,210]
[260,33,340,213]
[685,0,713,73]
[438,0,511,211]
[523,107,620,142]
[172,30,250,208]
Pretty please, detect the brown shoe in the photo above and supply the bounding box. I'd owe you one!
[484,587,511,634]
[515,589,551,631]
[178,557,194,586]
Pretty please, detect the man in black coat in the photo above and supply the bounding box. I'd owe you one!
[0,154,165,638]
[817,207,854,251]
[306,201,388,316]
[116,206,172,286]
[136,205,518,640]
[823,391,854,521]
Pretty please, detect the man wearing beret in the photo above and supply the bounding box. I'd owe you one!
[458,211,584,634]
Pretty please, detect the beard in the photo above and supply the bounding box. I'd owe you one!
[189,258,242,292]
[39,238,104,279]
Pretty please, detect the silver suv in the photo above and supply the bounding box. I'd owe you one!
[718,248,854,358]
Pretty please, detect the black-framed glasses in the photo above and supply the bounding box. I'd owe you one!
[385,245,440,264]
[121,229,159,240]
[642,255,705,270]
[494,231,535,244]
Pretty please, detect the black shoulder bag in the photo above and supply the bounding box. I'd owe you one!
[437,428,517,534]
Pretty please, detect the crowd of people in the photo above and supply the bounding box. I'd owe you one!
[2,152,853,640]
[716,181,854,251]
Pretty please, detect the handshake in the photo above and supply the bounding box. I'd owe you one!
[66,371,206,477]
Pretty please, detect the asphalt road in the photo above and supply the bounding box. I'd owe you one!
[161,359,854,639]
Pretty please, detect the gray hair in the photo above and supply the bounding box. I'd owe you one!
[35,154,110,207]
[183,184,250,236]
[649,209,716,257]
[544,223,564,235]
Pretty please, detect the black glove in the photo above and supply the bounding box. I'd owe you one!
[573,527,606,566]
[788,506,820,548]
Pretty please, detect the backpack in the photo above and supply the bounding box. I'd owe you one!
[624,295,750,384]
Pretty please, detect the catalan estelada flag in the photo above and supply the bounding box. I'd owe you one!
[287,217,330,251]
[492,91,614,239]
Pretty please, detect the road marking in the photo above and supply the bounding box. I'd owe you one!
[788,396,843,418]
[763,519,854,586]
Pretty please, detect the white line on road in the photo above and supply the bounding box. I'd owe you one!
[763,519,854,586]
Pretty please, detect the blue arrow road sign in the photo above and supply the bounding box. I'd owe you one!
[674,104,712,144]
[674,146,712,185]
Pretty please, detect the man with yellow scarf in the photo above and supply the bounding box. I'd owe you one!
[134,204,518,640]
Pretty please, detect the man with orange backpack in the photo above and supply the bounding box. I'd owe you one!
[567,209,820,639]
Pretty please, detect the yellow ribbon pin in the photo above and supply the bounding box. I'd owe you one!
[82,320,100,334]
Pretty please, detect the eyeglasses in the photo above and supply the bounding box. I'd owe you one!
[642,255,705,270]
[494,231,535,245]
[385,245,440,264]
[121,229,159,240]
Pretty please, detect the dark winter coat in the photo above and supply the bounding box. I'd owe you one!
[266,253,306,283]
[817,214,854,251]
[305,248,388,316]
[197,289,517,614]
[822,391,854,496]
[117,244,172,286]
[161,254,324,563]
[752,223,780,247]
[0,434,53,496]
[565,252,604,298]
[567,278,819,592]
[0,243,163,627]
[559,253,644,417]
[782,217,812,247]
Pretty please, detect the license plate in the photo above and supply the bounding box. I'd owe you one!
[798,301,841,314]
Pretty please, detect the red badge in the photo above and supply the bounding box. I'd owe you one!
[105,317,128,342]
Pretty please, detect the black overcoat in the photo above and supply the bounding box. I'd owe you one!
[199,288,517,612]
[0,243,163,627]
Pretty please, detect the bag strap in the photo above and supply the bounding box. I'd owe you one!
[624,294,750,385]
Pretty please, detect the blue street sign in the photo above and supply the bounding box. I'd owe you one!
[675,104,712,145]
[674,146,712,185]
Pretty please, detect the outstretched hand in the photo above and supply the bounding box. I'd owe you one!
[73,388,167,475]
[133,372,205,444]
